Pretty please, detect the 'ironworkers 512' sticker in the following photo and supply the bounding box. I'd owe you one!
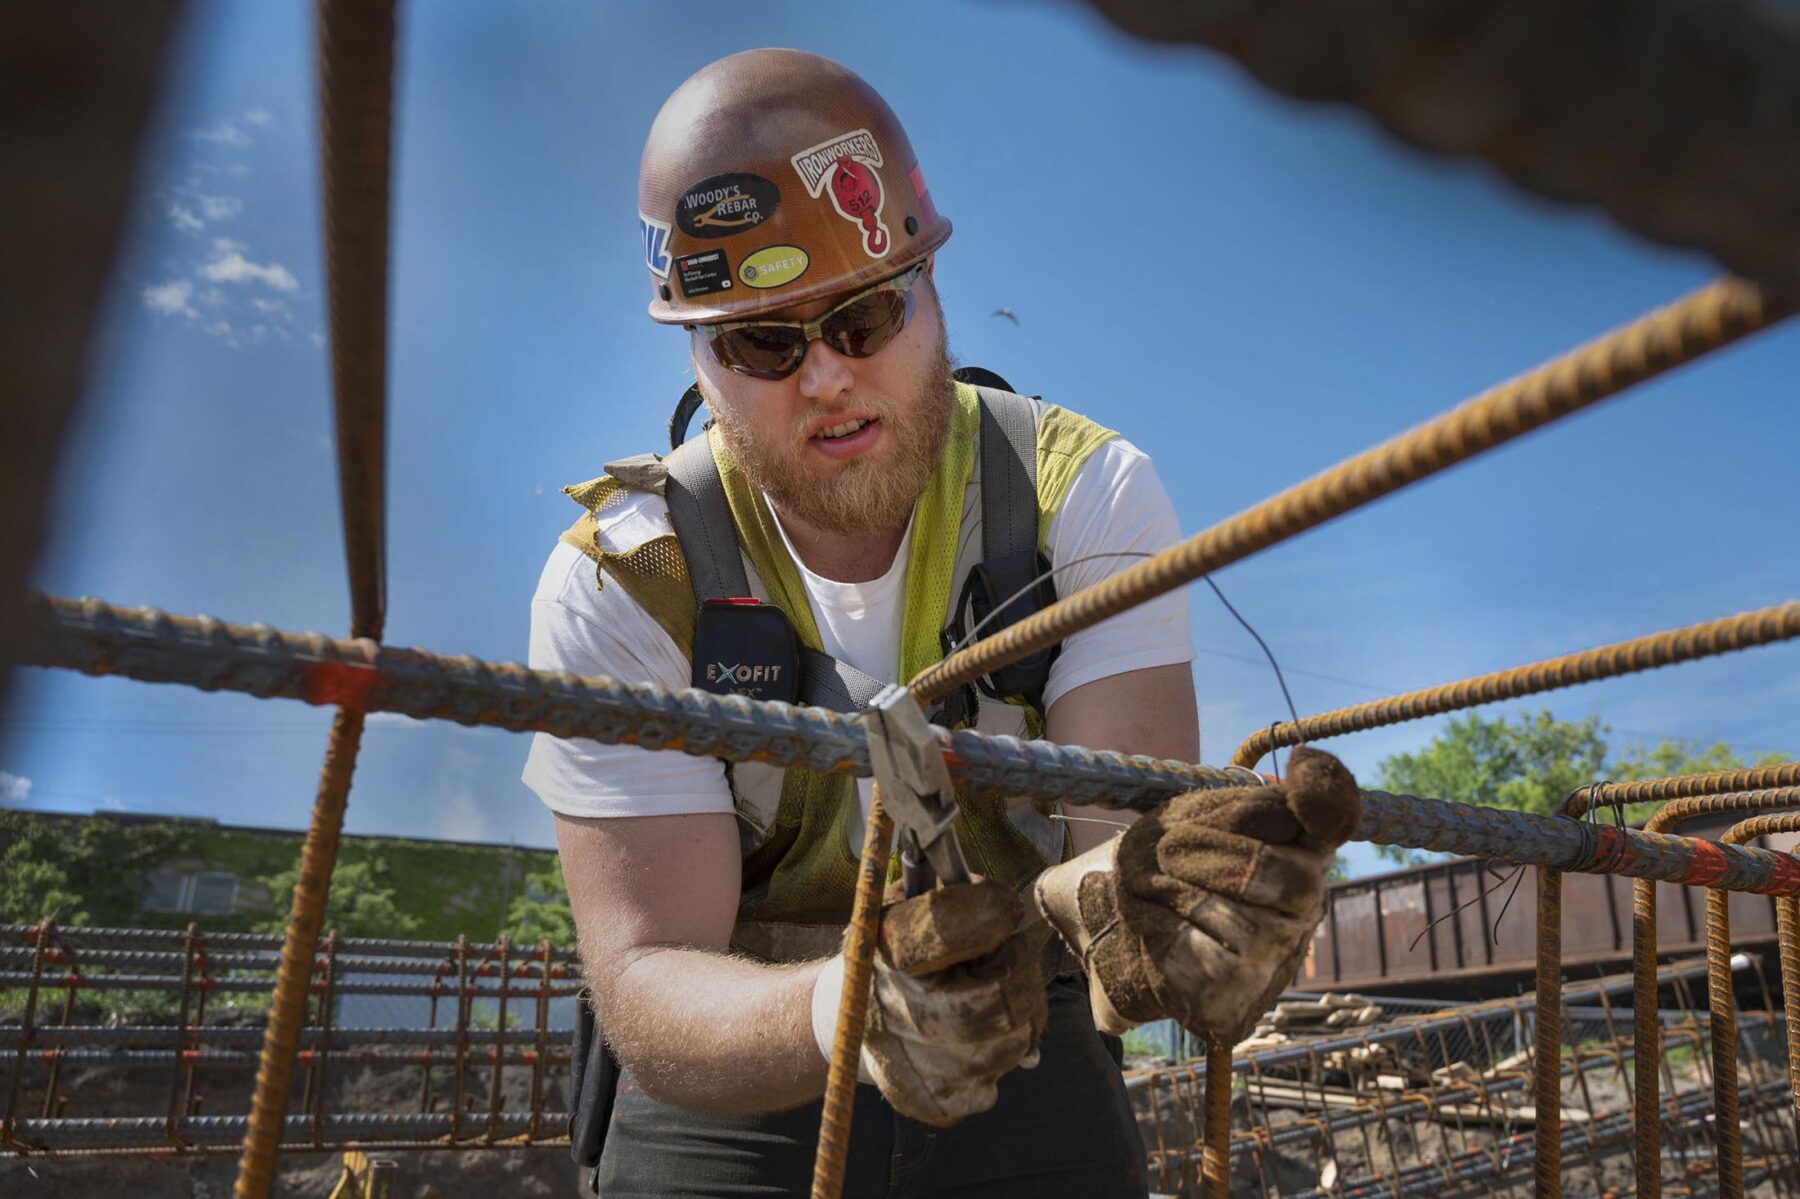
[675,249,732,298]
[790,128,889,259]
[639,213,672,279]
[677,172,780,239]
[738,245,809,289]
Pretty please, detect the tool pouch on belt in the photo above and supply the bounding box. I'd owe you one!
[569,999,620,1171]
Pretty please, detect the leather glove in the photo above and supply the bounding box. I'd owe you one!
[1033,746,1359,1046]
[811,878,1047,1127]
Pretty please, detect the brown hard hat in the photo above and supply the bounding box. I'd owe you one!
[638,48,951,324]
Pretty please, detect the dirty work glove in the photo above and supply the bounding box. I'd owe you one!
[1033,746,1360,1046]
[811,878,1048,1127]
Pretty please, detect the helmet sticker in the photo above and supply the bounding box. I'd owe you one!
[675,248,733,298]
[639,213,672,279]
[790,128,890,259]
[676,172,781,239]
[738,245,810,290]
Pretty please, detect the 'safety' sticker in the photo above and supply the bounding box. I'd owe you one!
[677,172,781,239]
[738,245,810,289]
[790,128,890,259]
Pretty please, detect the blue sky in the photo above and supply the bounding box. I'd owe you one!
[5,1,1796,880]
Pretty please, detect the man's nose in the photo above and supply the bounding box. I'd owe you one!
[794,338,856,406]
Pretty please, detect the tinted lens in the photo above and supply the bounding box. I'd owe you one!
[708,325,808,380]
[821,290,913,359]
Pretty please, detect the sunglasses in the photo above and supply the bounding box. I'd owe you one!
[689,261,928,381]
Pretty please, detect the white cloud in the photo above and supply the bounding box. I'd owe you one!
[244,107,274,128]
[199,246,299,293]
[366,712,424,726]
[168,204,204,234]
[250,296,293,321]
[143,279,199,319]
[0,771,31,803]
[311,330,327,348]
[195,193,242,222]
[192,119,253,148]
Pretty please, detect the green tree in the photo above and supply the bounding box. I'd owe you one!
[0,810,188,926]
[1610,739,1788,782]
[1370,710,1786,865]
[503,860,576,948]
[257,854,422,940]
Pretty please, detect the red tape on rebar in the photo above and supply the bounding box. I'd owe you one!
[301,660,382,710]
[1668,837,1730,887]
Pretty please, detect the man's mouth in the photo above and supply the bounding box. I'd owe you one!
[812,417,877,441]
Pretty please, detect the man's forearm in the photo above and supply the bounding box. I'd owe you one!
[599,945,828,1113]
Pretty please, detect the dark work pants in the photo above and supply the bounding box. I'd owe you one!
[592,976,1149,1198]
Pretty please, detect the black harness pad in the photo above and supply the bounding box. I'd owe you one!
[690,598,801,705]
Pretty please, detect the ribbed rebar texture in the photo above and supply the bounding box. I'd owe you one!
[22,593,1252,809]
[1780,896,1800,1133]
[1703,884,1745,1199]
[1200,1041,1231,1199]
[1584,761,1800,806]
[1533,867,1563,1199]
[1627,788,1800,1199]
[233,710,365,1197]
[1711,812,1800,1199]
[21,596,1800,892]
[912,280,1792,708]
[1231,603,1800,768]
[809,789,894,1199]
[1073,0,1800,291]
[234,3,395,1194]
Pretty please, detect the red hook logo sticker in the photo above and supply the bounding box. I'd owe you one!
[791,128,891,260]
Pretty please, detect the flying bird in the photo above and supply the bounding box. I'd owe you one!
[991,308,1020,326]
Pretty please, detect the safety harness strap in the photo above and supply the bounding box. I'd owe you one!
[975,387,1039,560]
[664,435,751,601]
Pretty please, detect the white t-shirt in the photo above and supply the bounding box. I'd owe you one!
[522,435,1194,820]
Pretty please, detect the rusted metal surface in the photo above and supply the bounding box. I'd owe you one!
[1627,791,1800,1199]
[1,922,573,1159]
[1231,606,1800,769]
[1302,809,1800,995]
[234,0,397,1193]
[1074,0,1800,292]
[809,787,894,1199]
[1711,813,1800,1199]
[1127,958,1798,1197]
[910,278,1794,707]
[1533,866,1562,1199]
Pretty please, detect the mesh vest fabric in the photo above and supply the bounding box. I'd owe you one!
[560,384,1117,929]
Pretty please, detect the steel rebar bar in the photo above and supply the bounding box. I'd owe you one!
[1231,607,1800,769]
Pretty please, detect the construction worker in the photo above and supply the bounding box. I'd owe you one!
[524,48,1359,1197]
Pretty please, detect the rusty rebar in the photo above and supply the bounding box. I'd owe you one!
[233,1,394,1193]
[233,709,365,1196]
[1231,604,1800,768]
[809,786,894,1199]
[1780,893,1800,1134]
[1629,788,1800,1199]
[911,279,1792,707]
[1534,865,1563,1199]
[1711,812,1800,1199]
[1201,1041,1232,1199]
